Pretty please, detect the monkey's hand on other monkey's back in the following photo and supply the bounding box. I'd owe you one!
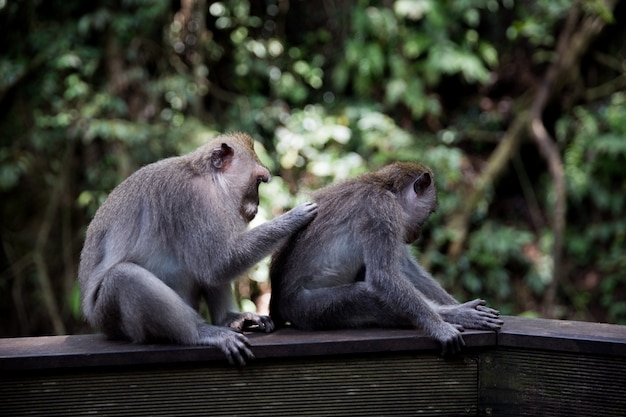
[276,202,318,229]
[227,312,275,333]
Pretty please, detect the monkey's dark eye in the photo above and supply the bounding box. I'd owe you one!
[413,172,431,194]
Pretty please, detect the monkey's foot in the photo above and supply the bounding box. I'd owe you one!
[228,312,275,333]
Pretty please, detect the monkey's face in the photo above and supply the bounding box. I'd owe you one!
[401,169,438,243]
[239,163,271,222]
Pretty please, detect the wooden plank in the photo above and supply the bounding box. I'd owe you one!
[1,316,624,372]
[0,353,479,417]
[0,327,496,371]
[480,316,626,416]
[479,348,626,417]
[1,317,625,416]
[497,316,626,356]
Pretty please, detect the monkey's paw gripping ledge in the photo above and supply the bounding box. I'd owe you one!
[1,316,625,417]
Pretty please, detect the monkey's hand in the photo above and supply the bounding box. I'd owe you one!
[282,202,319,228]
[198,325,254,366]
[438,299,504,331]
[228,312,275,333]
[432,322,466,356]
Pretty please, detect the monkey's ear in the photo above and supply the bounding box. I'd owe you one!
[413,172,431,195]
[210,143,234,170]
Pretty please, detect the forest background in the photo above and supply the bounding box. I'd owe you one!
[1,0,625,338]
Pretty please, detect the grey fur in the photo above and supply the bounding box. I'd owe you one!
[79,132,318,365]
[270,162,502,355]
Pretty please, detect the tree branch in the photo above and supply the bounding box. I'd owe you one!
[529,0,616,317]
[445,1,617,317]
[33,172,69,335]
[447,111,528,260]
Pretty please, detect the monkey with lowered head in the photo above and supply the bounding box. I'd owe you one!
[79,132,318,365]
[270,162,503,355]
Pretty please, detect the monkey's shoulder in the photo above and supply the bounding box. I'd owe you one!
[315,181,402,215]
[307,185,403,242]
[118,158,205,200]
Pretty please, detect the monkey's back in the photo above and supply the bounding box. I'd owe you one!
[78,155,225,315]
[269,176,405,324]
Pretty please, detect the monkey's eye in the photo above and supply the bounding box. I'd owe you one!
[413,172,431,194]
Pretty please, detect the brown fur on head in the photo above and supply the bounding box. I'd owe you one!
[367,162,433,192]
[364,162,437,243]
[188,132,271,222]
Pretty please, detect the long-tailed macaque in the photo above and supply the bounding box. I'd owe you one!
[270,162,502,354]
[79,132,318,365]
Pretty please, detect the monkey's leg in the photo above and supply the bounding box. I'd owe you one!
[95,262,254,365]
[435,299,503,331]
[287,282,464,354]
[285,282,413,330]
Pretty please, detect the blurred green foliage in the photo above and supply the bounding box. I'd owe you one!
[0,0,624,337]
[558,92,626,322]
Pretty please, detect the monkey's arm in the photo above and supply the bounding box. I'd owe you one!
[402,248,502,331]
[360,209,465,354]
[214,202,318,281]
[402,250,502,331]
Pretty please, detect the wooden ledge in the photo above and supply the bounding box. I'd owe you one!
[497,315,626,356]
[0,328,495,371]
[1,316,624,371]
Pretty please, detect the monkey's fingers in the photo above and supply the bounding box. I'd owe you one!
[257,315,275,333]
[244,314,275,333]
[229,313,275,333]
[290,201,319,221]
[472,311,504,330]
[476,305,501,316]
[463,299,487,309]
[484,317,504,330]
[299,201,319,213]
[199,326,254,366]
[221,333,254,366]
[441,334,466,356]
[437,323,465,355]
